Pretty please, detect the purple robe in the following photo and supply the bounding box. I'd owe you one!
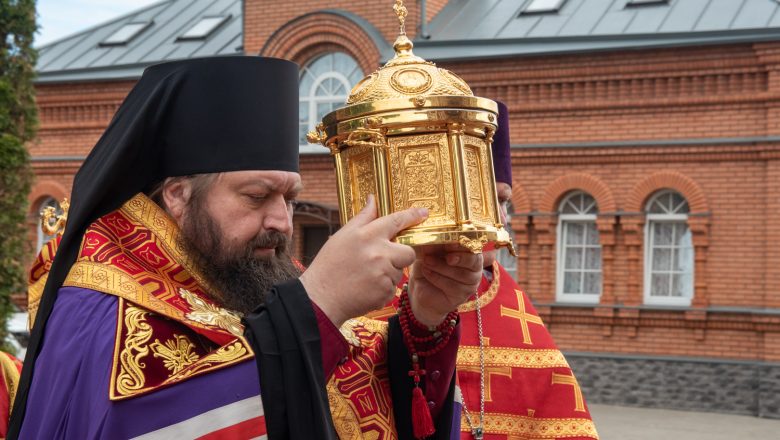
[20,286,464,439]
[20,287,264,439]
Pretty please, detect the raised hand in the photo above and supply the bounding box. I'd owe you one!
[300,195,428,327]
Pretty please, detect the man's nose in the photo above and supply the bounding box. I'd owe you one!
[263,196,293,234]
[499,204,508,225]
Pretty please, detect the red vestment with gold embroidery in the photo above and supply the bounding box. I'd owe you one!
[369,263,599,440]
[27,193,460,440]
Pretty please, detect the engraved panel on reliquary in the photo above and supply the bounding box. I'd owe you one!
[344,147,375,218]
[463,135,494,224]
[389,134,455,227]
[402,148,442,213]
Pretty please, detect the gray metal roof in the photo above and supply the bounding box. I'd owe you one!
[412,0,780,61]
[36,0,242,83]
[37,0,780,82]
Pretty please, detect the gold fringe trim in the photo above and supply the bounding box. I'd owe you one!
[461,412,599,439]
[458,261,500,312]
[457,346,570,369]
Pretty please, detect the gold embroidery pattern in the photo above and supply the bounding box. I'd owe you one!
[150,334,200,374]
[61,196,234,340]
[460,412,599,439]
[327,381,364,440]
[64,196,256,400]
[458,364,512,402]
[0,351,21,414]
[340,319,364,348]
[458,262,501,312]
[65,262,188,321]
[111,300,254,400]
[501,289,545,345]
[179,288,243,336]
[551,372,586,412]
[359,318,389,337]
[28,236,61,328]
[457,346,570,369]
[162,341,250,384]
[328,320,396,440]
[26,278,44,330]
[121,194,218,296]
[114,303,153,397]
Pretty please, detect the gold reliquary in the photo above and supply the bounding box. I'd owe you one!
[307,0,514,255]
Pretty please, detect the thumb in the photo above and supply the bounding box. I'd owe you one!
[343,194,378,229]
[368,205,429,239]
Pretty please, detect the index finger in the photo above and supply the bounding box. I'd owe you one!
[366,207,429,239]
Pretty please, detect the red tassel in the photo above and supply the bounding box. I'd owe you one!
[411,386,435,439]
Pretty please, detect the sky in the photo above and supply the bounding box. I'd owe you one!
[35,0,161,47]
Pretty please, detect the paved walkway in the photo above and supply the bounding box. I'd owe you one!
[589,404,780,439]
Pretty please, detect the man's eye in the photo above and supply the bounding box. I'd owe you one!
[286,199,298,209]
[246,194,268,202]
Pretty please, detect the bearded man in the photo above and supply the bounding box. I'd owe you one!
[11,56,482,439]
[370,102,599,440]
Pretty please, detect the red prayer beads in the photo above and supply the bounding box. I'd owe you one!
[397,283,459,439]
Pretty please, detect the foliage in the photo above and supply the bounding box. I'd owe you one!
[0,0,37,353]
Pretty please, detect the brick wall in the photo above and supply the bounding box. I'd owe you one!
[27,4,780,375]
[244,0,449,56]
[508,146,769,309]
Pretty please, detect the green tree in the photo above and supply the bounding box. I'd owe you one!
[0,0,37,352]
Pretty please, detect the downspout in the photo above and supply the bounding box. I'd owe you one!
[240,0,246,53]
[420,0,430,39]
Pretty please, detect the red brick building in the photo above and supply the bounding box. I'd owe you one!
[28,0,780,416]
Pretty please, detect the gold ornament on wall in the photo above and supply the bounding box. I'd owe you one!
[41,198,70,237]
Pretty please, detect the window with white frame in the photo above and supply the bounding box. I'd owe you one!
[299,53,364,149]
[37,197,63,253]
[556,191,602,302]
[178,16,231,41]
[521,0,567,14]
[100,22,152,46]
[496,200,517,279]
[644,190,694,306]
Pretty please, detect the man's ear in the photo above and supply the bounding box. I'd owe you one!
[162,177,192,223]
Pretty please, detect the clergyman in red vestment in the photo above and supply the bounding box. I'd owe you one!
[370,101,600,440]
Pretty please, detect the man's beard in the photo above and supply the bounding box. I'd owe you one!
[178,197,302,315]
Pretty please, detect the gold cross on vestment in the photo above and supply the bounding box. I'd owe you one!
[500,290,544,345]
[551,372,586,412]
[459,365,513,402]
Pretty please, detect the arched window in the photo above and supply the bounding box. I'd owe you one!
[644,190,694,305]
[299,52,364,150]
[36,197,63,253]
[556,191,602,302]
[497,200,517,279]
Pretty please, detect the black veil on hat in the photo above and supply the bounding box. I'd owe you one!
[9,56,301,437]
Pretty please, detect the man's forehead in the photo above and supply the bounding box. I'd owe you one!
[220,170,303,192]
[496,182,512,200]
